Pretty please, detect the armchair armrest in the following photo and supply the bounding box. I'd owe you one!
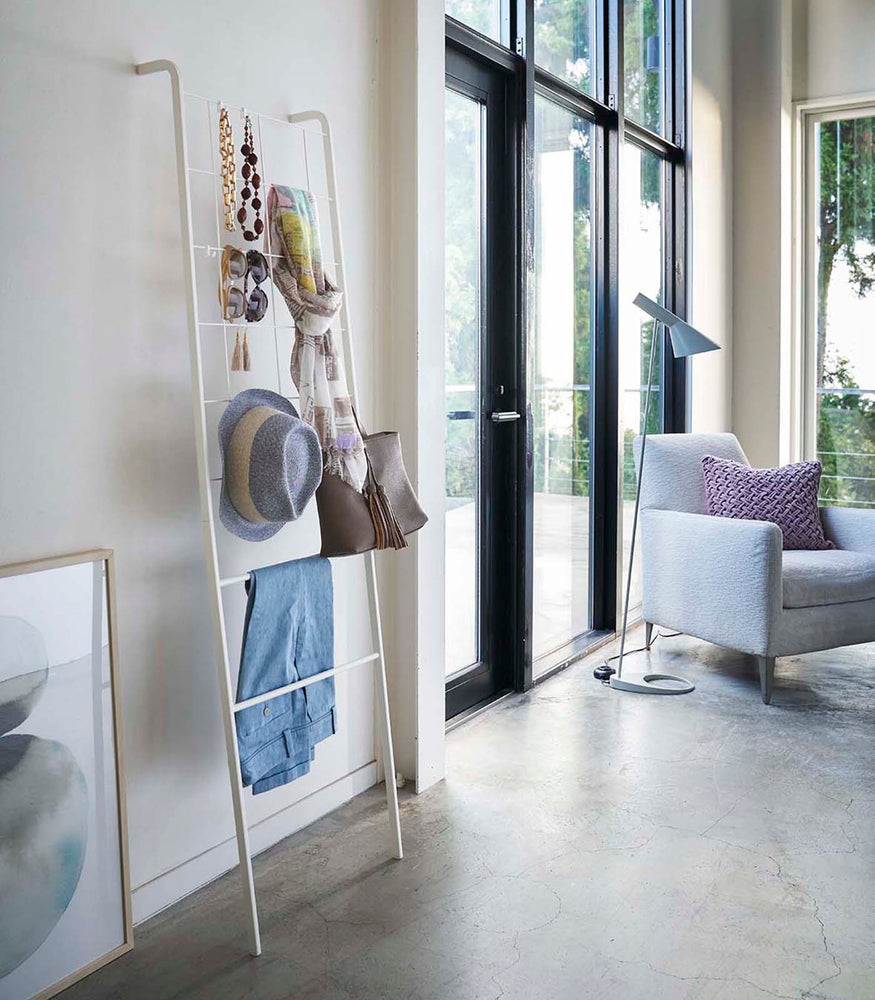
[640,509,783,656]
[820,505,875,553]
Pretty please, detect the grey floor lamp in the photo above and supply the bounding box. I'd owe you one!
[609,293,720,695]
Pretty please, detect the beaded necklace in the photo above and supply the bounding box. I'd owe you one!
[237,115,263,242]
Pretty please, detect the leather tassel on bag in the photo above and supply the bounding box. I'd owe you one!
[366,483,408,550]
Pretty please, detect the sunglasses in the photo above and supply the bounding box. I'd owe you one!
[220,246,269,322]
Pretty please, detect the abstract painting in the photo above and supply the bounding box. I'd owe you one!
[0,550,131,1000]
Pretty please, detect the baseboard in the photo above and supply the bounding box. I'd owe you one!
[131,761,378,925]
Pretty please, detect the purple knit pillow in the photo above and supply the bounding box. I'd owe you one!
[701,456,834,551]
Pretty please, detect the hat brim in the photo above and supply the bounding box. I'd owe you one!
[218,388,310,543]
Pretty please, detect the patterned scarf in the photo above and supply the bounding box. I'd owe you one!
[267,185,366,492]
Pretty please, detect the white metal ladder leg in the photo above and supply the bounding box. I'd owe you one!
[135,60,262,957]
[368,550,403,859]
[205,538,262,956]
[289,109,403,860]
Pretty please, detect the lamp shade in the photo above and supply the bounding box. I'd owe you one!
[667,319,721,358]
[632,292,720,358]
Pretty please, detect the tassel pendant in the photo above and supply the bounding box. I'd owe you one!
[367,483,407,550]
[231,331,242,372]
[243,329,251,371]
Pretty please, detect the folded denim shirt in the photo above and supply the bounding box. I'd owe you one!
[235,556,336,794]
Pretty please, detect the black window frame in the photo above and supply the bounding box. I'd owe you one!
[445,0,688,697]
[444,44,522,719]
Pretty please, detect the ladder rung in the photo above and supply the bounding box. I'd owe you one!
[191,246,342,270]
[205,394,300,408]
[233,652,379,712]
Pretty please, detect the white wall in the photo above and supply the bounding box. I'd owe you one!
[787,0,875,461]
[376,0,420,789]
[725,0,875,465]
[729,0,792,467]
[376,0,446,793]
[689,0,733,433]
[793,0,875,101]
[0,0,402,923]
[413,0,448,793]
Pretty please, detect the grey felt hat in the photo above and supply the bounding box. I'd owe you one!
[218,388,323,542]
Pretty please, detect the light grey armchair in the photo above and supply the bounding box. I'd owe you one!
[635,433,875,703]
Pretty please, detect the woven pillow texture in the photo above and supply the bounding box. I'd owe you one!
[701,455,834,551]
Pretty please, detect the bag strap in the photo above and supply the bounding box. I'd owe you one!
[349,403,378,492]
[351,403,368,440]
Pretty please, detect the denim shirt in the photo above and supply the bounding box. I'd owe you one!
[235,556,336,794]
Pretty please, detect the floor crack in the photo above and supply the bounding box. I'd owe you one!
[489,931,521,1000]
[605,952,797,999]
[800,893,843,999]
[765,856,843,999]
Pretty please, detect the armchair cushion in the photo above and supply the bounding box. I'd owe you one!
[782,549,875,608]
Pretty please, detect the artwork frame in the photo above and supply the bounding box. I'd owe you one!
[0,549,132,1000]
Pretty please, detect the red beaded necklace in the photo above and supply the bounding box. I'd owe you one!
[237,115,263,242]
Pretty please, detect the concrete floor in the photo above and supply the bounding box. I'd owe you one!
[68,631,875,1000]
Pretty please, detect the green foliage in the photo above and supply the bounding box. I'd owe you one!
[815,117,875,509]
[533,0,593,92]
[624,0,663,135]
[817,118,875,313]
[817,351,875,508]
[531,102,594,498]
[445,0,496,38]
[445,91,479,500]
[445,93,479,389]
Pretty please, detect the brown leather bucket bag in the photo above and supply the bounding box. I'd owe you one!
[316,430,427,558]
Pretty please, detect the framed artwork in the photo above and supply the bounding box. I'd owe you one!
[0,550,132,1000]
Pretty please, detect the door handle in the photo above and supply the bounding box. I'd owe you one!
[490,411,521,423]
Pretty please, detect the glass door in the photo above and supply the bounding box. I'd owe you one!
[445,0,689,699]
[444,86,482,679]
[531,97,596,676]
[444,46,520,717]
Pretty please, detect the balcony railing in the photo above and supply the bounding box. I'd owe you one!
[816,386,875,508]
[446,384,875,507]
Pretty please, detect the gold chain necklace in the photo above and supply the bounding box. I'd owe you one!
[218,106,237,232]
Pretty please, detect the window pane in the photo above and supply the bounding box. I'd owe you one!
[446,0,502,42]
[620,144,664,610]
[624,0,665,135]
[445,89,482,674]
[532,97,594,667]
[814,115,875,510]
[534,0,597,97]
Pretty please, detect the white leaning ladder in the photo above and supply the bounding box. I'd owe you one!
[136,60,402,958]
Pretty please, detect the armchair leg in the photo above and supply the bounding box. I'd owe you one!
[757,656,775,705]
[644,622,654,649]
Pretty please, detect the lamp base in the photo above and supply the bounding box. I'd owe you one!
[609,673,695,695]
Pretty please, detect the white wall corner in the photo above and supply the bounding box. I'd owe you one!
[414,0,447,793]
[689,0,733,434]
[779,0,799,464]
[730,0,786,466]
[377,0,446,794]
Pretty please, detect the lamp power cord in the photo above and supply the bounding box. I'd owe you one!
[593,630,683,684]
